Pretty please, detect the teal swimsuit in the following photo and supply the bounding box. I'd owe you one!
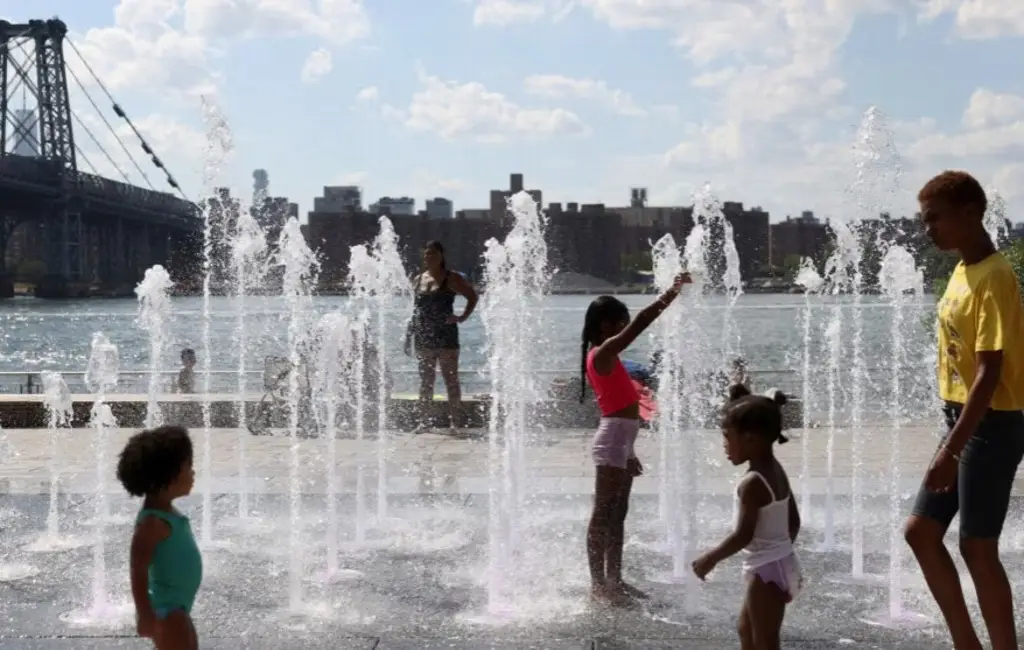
[136,508,203,618]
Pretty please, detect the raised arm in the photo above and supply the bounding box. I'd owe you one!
[449,272,478,323]
[592,273,689,374]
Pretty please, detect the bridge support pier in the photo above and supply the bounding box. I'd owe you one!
[36,199,85,298]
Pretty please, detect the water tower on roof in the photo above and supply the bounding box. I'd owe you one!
[630,187,648,208]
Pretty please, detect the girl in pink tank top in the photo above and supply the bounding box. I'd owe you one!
[579,272,690,606]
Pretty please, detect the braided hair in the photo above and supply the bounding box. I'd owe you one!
[579,296,630,403]
[722,383,789,444]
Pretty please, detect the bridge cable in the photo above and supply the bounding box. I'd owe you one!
[65,38,191,202]
[6,38,121,180]
[64,62,156,190]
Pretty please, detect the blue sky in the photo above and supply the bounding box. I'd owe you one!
[5,0,1024,222]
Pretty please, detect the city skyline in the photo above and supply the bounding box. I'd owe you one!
[5,1,1023,223]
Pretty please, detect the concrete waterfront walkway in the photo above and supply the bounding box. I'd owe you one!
[4,425,1023,649]
[0,423,970,495]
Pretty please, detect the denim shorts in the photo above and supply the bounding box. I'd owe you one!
[911,404,1024,539]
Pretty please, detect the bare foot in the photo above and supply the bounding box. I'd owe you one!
[591,583,633,607]
[611,580,649,600]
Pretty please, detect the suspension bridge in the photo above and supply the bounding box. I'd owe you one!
[0,18,202,299]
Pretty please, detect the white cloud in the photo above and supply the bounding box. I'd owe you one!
[962,89,1024,129]
[918,0,1024,39]
[387,69,589,143]
[355,86,379,102]
[473,0,547,26]
[523,74,646,116]
[68,0,370,100]
[300,48,333,84]
[183,0,371,45]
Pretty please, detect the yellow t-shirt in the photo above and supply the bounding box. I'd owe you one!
[937,252,1024,410]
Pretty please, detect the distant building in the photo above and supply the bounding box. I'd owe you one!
[769,211,829,267]
[252,169,269,198]
[11,109,39,157]
[369,196,415,216]
[426,197,453,219]
[490,173,542,224]
[314,186,362,212]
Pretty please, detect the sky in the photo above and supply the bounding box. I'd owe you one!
[4,0,1024,223]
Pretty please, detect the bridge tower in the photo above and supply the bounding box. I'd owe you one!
[1,18,83,297]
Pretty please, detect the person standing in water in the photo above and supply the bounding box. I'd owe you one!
[118,426,202,649]
[692,384,802,650]
[905,170,1024,650]
[580,272,690,605]
[404,241,478,433]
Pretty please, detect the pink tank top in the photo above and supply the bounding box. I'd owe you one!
[586,347,640,416]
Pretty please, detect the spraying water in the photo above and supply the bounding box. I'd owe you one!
[794,260,823,518]
[40,371,73,542]
[84,333,119,617]
[984,188,1008,247]
[481,191,549,613]
[278,218,320,611]
[312,312,361,579]
[863,245,931,629]
[135,265,174,428]
[198,96,234,546]
[651,235,685,574]
[845,106,902,577]
[651,232,684,524]
[230,209,269,519]
[673,207,714,612]
[347,216,410,520]
[346,246,373,542]
[819,218,859,550]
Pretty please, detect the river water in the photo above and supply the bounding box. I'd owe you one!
[0,293,937,421]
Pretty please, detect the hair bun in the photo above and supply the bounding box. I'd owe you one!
[763,388,788,407]
[728,383,751,401]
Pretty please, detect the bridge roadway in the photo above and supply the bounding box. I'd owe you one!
[0,153,202,298]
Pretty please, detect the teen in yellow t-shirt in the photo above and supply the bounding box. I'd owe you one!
[905,170,1024,650]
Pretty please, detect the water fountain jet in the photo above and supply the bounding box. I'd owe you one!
[24,371,83,552]
[794,259,822,520]
[347,216,410,522]
[480,191,549,616]
[198,96,234,547]
[278,217,320,612]
[136,265,174,428]
[862,244,931,628]
[230,210,269,520]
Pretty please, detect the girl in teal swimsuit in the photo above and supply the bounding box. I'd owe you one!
[117,425,202,650]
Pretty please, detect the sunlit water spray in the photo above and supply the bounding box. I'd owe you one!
[311,312,366,582]
[480,191,549,616]
[24,371,81,552]
[651,236,684,528]
[651,235,686,576]
[819,217,859,551]
[62,333,131,626]
[794,260,823,519]
[278,218,320,612]
[198,96,234,546]
[230,209,269,519]
[863,245,931,629]
[135,265,174,428]
[844,106,902,578]
[347,216,410,521]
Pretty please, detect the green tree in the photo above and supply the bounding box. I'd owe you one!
[782,254,802,282]
[931,239,1024,297]
[620,250,653,272]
